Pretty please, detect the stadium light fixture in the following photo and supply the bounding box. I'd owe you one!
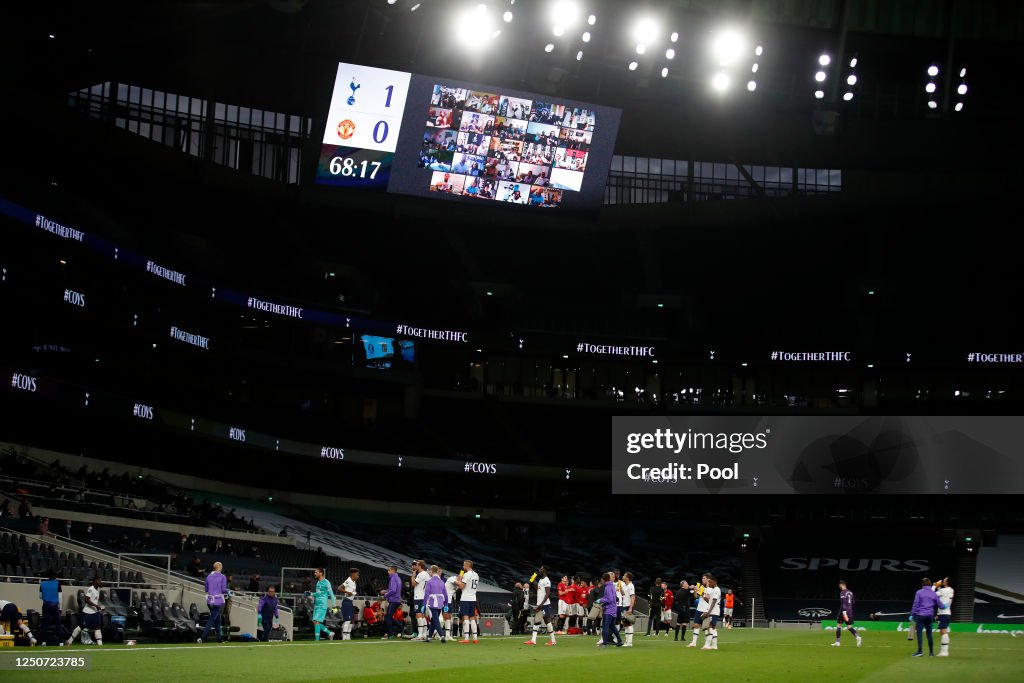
[628,61,638,71]
[814,70,826,82]
[755,45,763,56]
[633,18,659,46]
[959,67,967,78]
[954,102,964,112]
[711,29,746,66]
[553,25,565,36]
[665,48,675,59]
[957,83,967,95]
[410,3,421,10]
[544,43,555,52]
[550,1,580,27]
[576,50,583,61]
[636,43,646,54]
[847,74,857,86]
[849,57,858,68]
[843,92,853,101]
[751,63,758,73]
[588,13,596,26]
[814,89,824,99]
[925,82,936,93]
[747,80,757,91]
[387,0,397,4]
[661,67,668,77]
[455,5,493,51]
[712,72,730,91]
[582,31,591,42]
[928,65,939,77]
[503,10,513,22]
[670,31,679,43]
[927,100,938,109]
[818,54,831,66]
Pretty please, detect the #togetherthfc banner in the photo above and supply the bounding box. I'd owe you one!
[612,416,1024,495]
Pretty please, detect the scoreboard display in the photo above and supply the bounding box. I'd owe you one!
[315,62,621,210]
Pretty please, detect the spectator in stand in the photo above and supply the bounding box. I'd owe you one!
[138,531,154,550]
[18,497,32,518]
[248,573,261,593]
[187,556,203,578]
[85,524,96,543]
[0,499,12,518]
[214,539,224,554]
[37,516,51,536]
[63,520,73,539]
[175,534,188,553]
[169,553,181,571]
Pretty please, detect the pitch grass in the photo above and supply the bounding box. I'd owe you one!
[3,628,1023,682]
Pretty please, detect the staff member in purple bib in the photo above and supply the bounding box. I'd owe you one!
[910,578,943,657]
[197,562,227,643]
[423,565,448,643]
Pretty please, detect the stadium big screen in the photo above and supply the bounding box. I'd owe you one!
[314,61,621,209]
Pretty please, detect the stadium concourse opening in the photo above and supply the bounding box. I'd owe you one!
[1,1,1024,682]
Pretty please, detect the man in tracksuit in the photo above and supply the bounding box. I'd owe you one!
[646,578,663,637]
[910,578,943,657]
[597,573,622,647]
[382,565,404,639]
[673,581,690,642]
[257,586,279,642]
[423,565,448,643]
[198,561,228,643]
[39,570,66,645]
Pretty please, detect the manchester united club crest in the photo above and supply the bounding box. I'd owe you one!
[337,119,356,140]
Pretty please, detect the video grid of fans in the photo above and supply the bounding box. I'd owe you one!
[419,84,596,207]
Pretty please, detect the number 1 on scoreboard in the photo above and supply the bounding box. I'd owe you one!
[384,85,394,108]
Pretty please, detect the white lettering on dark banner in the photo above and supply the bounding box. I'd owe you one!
[320,447,345,460]
[780,558,930,572]
[966,352,1023,364]
[169,326,210,350]
[62,288,86,307]
[34,214,84,242]
[770,351,852,362]
[395,324,467,342]
[145,260,186,286]
[464,462,497,474]
[247,296,303,319]
[576,343,655,357]
[10,373,38,393]
[229,427,246,442]
[132,403,154,420]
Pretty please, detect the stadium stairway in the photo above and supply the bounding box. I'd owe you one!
[954,552,977,623]
[741,552,766,626]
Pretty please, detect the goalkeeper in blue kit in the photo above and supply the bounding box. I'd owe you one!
[311,567,337,641]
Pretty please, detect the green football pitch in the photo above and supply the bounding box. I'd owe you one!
[3,628,1022,682]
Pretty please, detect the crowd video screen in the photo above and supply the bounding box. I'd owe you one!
[315,62,621,210]
[357,334,415,371]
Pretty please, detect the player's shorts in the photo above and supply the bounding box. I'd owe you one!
[413,599,423,616]
[836,616,855,626]
[558,600,569,616]
[341,599,354,622]
[82,611,102,629]
[576,603,586,617]
[312,605,328,622]
[541,604,553,619]
[707,614,719,628]
[724,607,734,617]
[692,611,705,625]
[1,602,21,622]
[937,615,951,629]
[459,601,477,618]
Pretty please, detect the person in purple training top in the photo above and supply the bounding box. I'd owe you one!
[910,578,943,657]
[380,565,404,640]
[596,572,623,647]
[198,561,227,643]
[423,565,448,643]
[831,580,862,648]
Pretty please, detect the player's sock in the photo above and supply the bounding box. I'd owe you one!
[342,621,351,640]
[690,630,699,645]
[547,622,556,643]
[94,630,102,646]
[625,625,633,646]
[471,621,478,640]
[711,628,717,648]
[835,626,842,642]
[848,627,858,637]
[940,632,949,655]
[314,623,321,641]
[69,626,81,642]
[530,623,538,644]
